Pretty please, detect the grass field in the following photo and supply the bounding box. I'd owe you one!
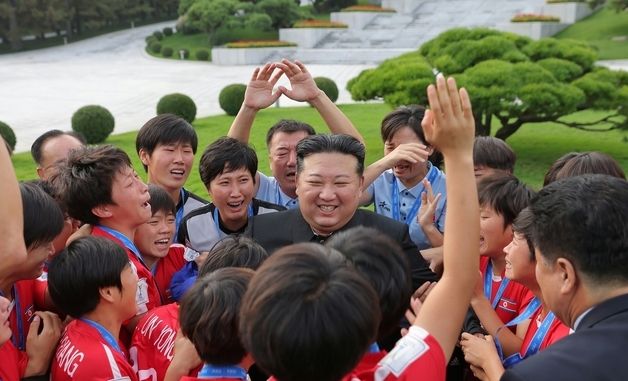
[11,104,628,194]
[556,7,628,60]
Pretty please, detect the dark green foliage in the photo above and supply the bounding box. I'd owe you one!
[314,77,339,103]
[157,93,197,123]
[244,13,273,31]
[163,27,173,36]
[195,49,210,61]
[162,47,174,57]
[256,0,302,28]
[153,30,164,40]
[145,35,157,44]
[312,0,357,13]
[149,41,162,53]
[71,105,115,144]
[0,121,16,153]
[219,84,246,116]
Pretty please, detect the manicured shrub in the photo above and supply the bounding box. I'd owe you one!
[256,0,302,29]
[150,42,162,53]
[0,121,16,153]
[153,30,164,40]
[163,27,174,36]
[162,47,174,57]
[195,49,210,61]
[157,93,197,123]
[314,77,339,102]
[219,84,247,116]
[145,35,156,44]
[71,105,115,144]
[245,13,273,31]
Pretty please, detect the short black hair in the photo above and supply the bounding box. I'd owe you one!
[50,145,132,225]
[529,174,628,285]
[381,105,443,168]
[48,236,130,318]
[555,151,625,181]
[199,235,268,277]
[473,136,516,173]
[478,175,536,228]
[148,184,176,216]
[265,119,316,147]
[296,134,365,176]
[240,243,380,381]
[326,226,411,340]
[20,181,64,249]
[30,130,86,166]
[180,267,254,365]
[198,137,258,187]
[512,207,536,260]
[136,114,198,171]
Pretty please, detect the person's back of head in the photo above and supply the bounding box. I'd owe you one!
[529,174,628,289]
[180,267,254,365]
[135,114,198,172]
[20,181,64,251]
[239,243,380,381]
[543,152,579,186]
[296,134,365,176]
[473,136,516,179]
[48,236,132,318]
[478,174,536,229]
[554,151,625,182]
[50,144,133,225]
[265,119,316,148]
[199,235,269,277]
[326,226,411,341]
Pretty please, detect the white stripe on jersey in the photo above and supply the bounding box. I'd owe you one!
[374,326,431,380]
[102,343,123,379]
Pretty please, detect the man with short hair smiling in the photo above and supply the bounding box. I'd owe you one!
[247,134,437,290]
[30,130,85,180]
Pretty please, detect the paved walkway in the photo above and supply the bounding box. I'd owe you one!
[0,21,374,153]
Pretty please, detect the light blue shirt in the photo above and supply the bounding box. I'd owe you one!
[366,163,447,250]
[256,171,299,209]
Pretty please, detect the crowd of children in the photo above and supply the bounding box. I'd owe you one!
[0,60,627,381]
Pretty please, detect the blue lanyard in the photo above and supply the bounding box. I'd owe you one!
[80,318,123,355]
[174,188,186,240]
[97,225,147,269]
[198,364,248,380]
[390,164,438,225]
[484,261,510,309]
[212,204,254,236]
[368,342,380,353]
[1,287,25,351]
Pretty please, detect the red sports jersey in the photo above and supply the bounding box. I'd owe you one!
[181,378,243,381]
[480,257,533,324]
[50,319,138,381]
[7,279,45,351]
[519,308,570,356]
[343,350,387,381]
[93,226,162,315]
[152,245,186,304]
[0,340,28,381]
[130,303,179,381]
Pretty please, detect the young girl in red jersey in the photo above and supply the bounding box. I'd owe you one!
[461,208,570,381]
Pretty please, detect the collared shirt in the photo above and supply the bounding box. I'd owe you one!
[174,188,209,243]
[256,172,299,210]
[366,163,447,250]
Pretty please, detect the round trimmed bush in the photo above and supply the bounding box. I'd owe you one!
[219,84,247,116]
[162,47,174,57]
[145,35,156,44]
[150,42,162,54]
[157,93,197,123]
[195,49,210,61]
[0,121,16,153]
[153,30,164,40]
[71,105,115,144]
[314,77,339,103]
[163,27,173,36]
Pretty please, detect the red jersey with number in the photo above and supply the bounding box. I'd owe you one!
[152,245,186,304]
[0,340,28,381]
[519,308,570,356]
[93,227,162,315]
[480,257,534,324]
[50,319,138,381]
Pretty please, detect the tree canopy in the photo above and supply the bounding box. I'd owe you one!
[347,28,628,139]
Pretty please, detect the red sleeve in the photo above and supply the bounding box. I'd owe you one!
[0,341,28,380]
[154,245,187,304]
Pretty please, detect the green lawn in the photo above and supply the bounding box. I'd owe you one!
[556,7,628,60]
[147,32,213,61]
[11,104,628,193]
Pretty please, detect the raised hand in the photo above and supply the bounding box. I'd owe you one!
[417,179,442,229]
[243,63,284,110]
[385,143,429,169]
[276,59,321,102]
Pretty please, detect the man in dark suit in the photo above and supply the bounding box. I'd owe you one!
[501,174,628,381]
[247,134,438,290]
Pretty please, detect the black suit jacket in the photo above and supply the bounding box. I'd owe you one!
[247,208,438,290]
[501,293,628,381]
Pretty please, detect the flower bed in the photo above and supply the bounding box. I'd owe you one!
[341,5,396,12]
[292,19,348,28]
[511,13,561,22]
[225,40,297,48]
